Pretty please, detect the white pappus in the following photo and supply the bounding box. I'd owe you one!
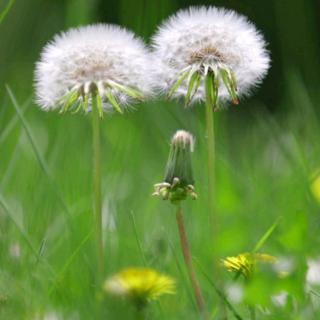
[35,24,154,114]
[151,6,271,106]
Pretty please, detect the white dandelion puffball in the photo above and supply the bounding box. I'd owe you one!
[35,24,154,114]
[152,6,270,104]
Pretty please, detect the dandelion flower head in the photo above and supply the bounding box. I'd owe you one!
[104,267,175,306]
[222,253,277,278]
[152,6,270,106]
[35,24,153,115]
[311,172,320,203]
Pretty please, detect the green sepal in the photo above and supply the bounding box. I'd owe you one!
[83,94,89,112]
[204,71,217,108]
[185,71,201,106]
[219,68,239,105]
[95,94,104,118]
[59,90,79,114]
[108,80,144,101]
[72,99,84,114]
[105,88,123,114]
[167,68,191,99]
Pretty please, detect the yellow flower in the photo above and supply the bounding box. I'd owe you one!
[104,267,175,305]
[221,253,277,278]
[311,173,320,203]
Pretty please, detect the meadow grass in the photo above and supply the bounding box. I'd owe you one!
[0,73,319,319]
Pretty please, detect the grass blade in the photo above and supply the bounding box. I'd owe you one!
[0,96,31,145]
[193,258,244,320]
[0,192,56,276]
[252,216,282,253]
[6,85,73,226]
[129,210,147,266]
[0,0,15,24]
[49,229,93,295]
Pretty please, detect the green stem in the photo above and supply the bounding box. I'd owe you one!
[134,306,147,320]
[204,88,215,233]
[249,306,256,320]
[175,205,208,319]
[92,93,104,279]
[205,78,228,319]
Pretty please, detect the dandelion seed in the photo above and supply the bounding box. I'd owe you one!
[153,130,197,203]
[222,253,277,278]
[104,267,175,308]
[152,6,270,106]
[35,24,153,115]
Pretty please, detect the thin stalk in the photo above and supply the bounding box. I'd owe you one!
[134,307,148,320]
[91,93,104,279]
[175,205,207,319]
[204,82,228,319]
[204,89,215,232]
[249,306,256,320]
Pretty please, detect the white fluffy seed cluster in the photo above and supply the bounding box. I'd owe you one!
[172,130,194,152]
[35,24,154,111]
[152,6,270,103]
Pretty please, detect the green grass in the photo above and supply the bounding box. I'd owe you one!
[0,73,319,319]
[1,1,320,319]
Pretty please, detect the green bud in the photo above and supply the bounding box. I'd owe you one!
[153,130,197,204]
[164,131,194,186]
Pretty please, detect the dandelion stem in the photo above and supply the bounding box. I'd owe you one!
[204,81,228,318]
[204,86,215,233]
[249,306,256,320]
[134,306,147,320]
[175,205,207,319]
[92,93,104,279]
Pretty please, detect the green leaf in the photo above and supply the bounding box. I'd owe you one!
[252,216,282,253]
[105,88,123,114]
[0,0,15,24]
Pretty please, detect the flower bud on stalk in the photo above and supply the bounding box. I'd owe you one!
[153,130,197,204]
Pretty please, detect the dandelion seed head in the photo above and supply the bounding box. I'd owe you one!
[35,24,153,113]
[104,268,175,305]
[152,6,270,104]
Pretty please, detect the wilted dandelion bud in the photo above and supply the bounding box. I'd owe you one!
[104,267,175,309]
[153,130,197,203]
[35,24,153,116]
[221,253,277,279]
[152,6,270,107]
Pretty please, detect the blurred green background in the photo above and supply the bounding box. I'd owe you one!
[1,0,320,319]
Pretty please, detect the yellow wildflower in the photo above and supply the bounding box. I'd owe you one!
[311,173,320,203]
[222,253,277,278]
[104,267,175,306]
